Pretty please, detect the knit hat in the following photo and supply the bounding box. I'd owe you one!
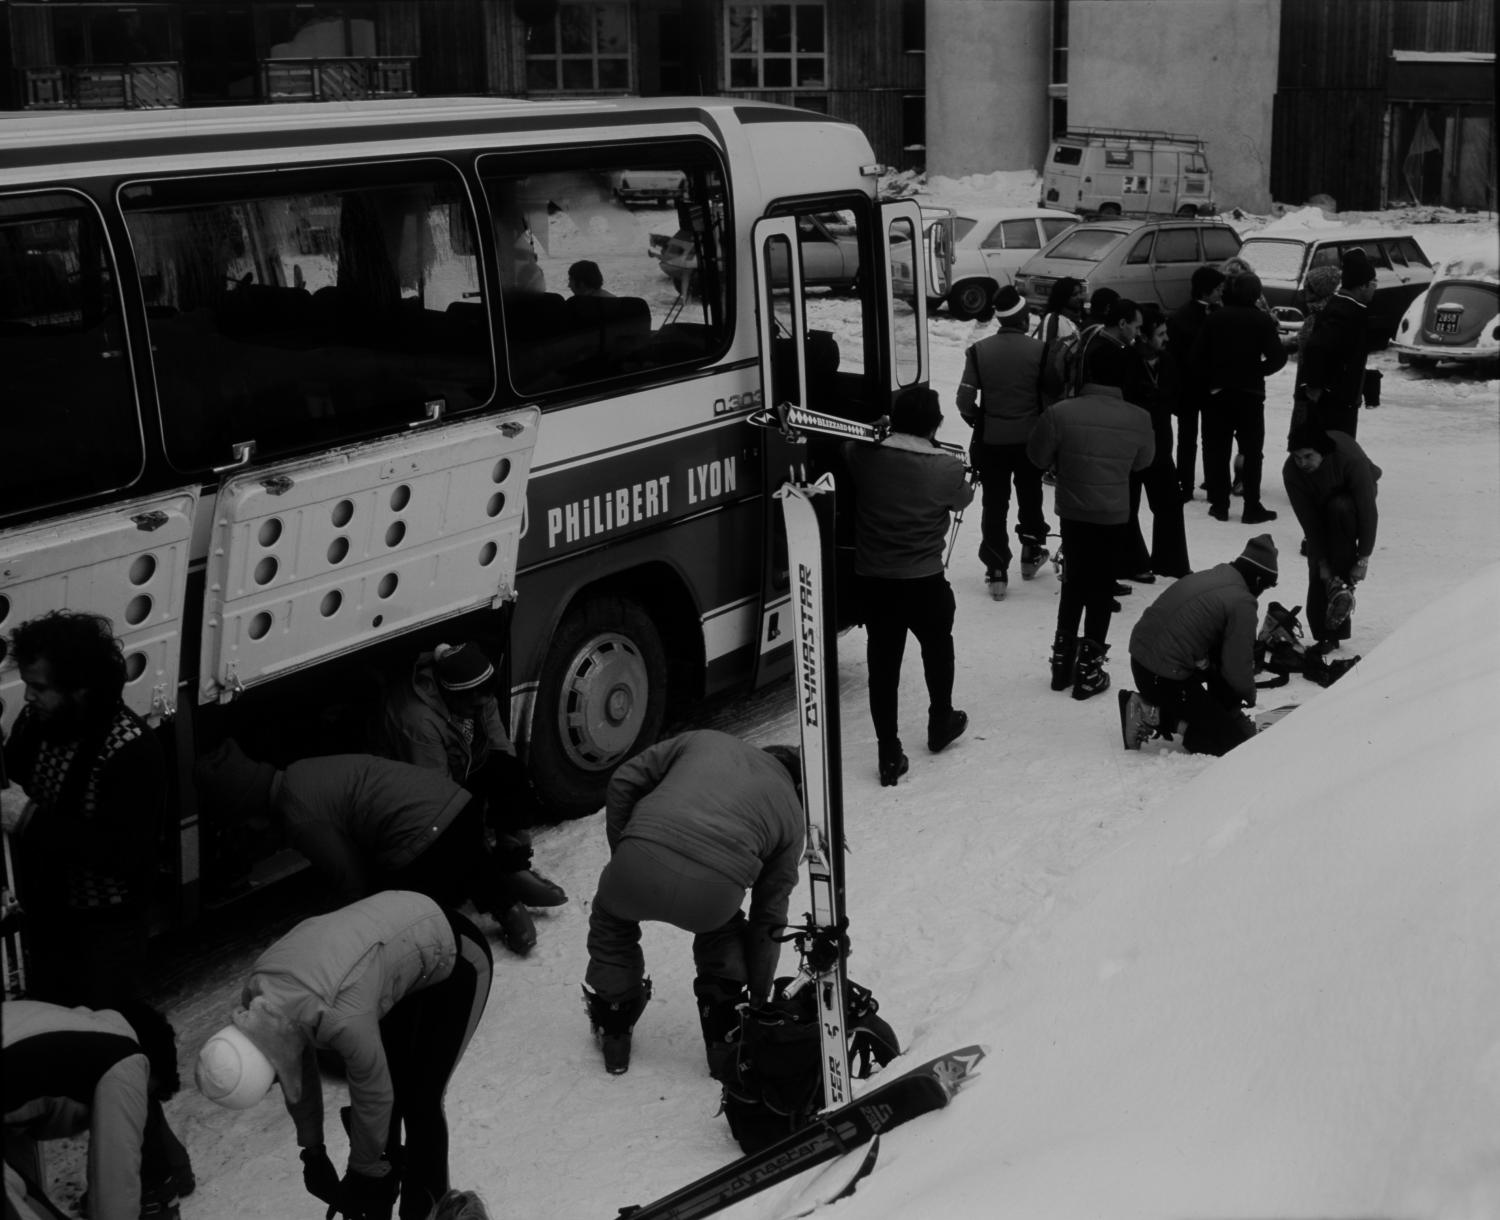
[194,739,277,827]
[1286,424,1337,454]
[992,284,1027,320]
[888,384,943,437]
[1304,264,1341,304]
[1238,534,1279,581]
[433,642,493,692]
[196,1023,276,1110]
[1340,248,1377,289]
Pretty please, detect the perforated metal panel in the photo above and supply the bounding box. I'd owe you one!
[198,408,539,703]
[0,488,198,733]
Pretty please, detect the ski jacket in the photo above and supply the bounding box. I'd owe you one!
[382,651,515,782]
[1297,292,1371,413]
[1191,303,1287,400]
[244,891,456,1175]
[1026,385,1155,525]
[1282,431,1382,565]
[1166,298,1215,405]
[5,703,163,919]
[956,328,1045,445]
[843,433,973,579]
[2,1000,149,1220]
[606,731,804,996]
[271,755,471,904]
[1129,563,1261,703]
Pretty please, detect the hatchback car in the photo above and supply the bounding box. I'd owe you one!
[1014,218,1242,313]
[653,210,859,296]
[1236,229,1434,348]
[938,207,1080,319]
[1390,274,1499,367]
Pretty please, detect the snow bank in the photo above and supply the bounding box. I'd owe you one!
[839,566,1500,1220]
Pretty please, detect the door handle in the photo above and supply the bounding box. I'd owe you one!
[213,439,257,475]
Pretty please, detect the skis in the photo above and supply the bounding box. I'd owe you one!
[615,1045,986,1220]
[771,1134,880,1219]
[2,829,25,999]
[749,402,966,458]
[776,476,853,1112]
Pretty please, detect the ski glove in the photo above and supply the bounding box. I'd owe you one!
[337,1166,399,1220]
[300,1146,343,1207]
[1350,557,1369,584]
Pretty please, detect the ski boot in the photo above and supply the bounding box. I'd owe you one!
[927,708,968,754]
[1324,577,1355,634]
[583,980,652,1075]
[986,568,1008,601]
[1071,638,1111,701]
[877,739,909,787]
[1019,537,1050,581]
[1049,634,1078,692]
[503,868,568,908]
[497,901,537,956]
[694,975,748,1082]
[1117,689,1159,750]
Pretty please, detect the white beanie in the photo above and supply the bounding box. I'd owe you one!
[196,1024,275,1110]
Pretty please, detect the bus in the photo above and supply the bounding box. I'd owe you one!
[0,97,931,921]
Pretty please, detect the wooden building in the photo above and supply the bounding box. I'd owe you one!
[0,0,929,171]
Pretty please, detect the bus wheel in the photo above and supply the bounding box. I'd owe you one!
[530,595,667,819]
[947,279,995,320]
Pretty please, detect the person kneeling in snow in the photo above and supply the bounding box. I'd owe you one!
[583,731,803,1077]
[196,891,492,1220]
[1119,535,1280,755]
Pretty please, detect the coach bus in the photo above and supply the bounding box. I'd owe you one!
[0,97,930,920]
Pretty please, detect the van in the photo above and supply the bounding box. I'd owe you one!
[1043,127,1216,219]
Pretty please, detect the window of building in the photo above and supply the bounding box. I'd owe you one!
[526,0,632,93]
[726,2,826,90]
[1,191,141,519]
[51,4,176,65]
[902,94,925,156]
[122,161,492,474]
[901,0,925,53]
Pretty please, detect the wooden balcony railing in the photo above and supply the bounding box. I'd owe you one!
[261,56,417,102]
[21,62,183,109]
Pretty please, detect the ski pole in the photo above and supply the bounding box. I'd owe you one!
[944,466,979,569]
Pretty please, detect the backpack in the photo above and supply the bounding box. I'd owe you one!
[719,975,900,1154]
[1038,313,1083,404]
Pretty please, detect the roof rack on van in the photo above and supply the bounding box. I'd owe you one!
[1062,126,1207,150]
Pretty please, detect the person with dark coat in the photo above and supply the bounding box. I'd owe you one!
[844,385,974,785]
[1120,535,1280,756]
[582,731,803,1077]
[1167,265,1226,501]
[1192,271,1287,524]
[956,285,1052,599]
[1297,249,1379,438]
[1121,306,1191,579]
[1283,425,1381,650]
[194,741,534,946]
[196,891,493,1220]
[382,641,566,952]
[4,1000,187,1220]
[1027,343,1155,700]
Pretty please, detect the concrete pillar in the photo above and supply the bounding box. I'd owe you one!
[926,0,1052,179]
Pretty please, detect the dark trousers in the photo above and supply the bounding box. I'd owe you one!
[1131,660,1256,757]
[973,442,1048,573]
[585,838,753,1001]
[380,908,493,1220]
[1203,390,1267,511]
[386,798,513,918]
[1304,493,1362,644]
[1175,393,1206,496]
[1124,449,1191,578]
[1057,519,1122,645]
[1309,395,1360,440]
[860,573,957,748]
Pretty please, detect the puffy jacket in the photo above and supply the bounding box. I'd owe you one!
[3,1001,149,1220]
[956,328,1045,445]
[1191,304,1287,399]
[843,434,973,579]
[606,731,804,997]
[1298,292,1372,413]
[1282,430,1381,564]
[1129,564,1261,703]
[272,755,471,904]
[383,652,514,781]
[245,891,456,1175]
[1026,385,1155,524]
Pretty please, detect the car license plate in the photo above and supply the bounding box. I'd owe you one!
[1435,314,1459,334]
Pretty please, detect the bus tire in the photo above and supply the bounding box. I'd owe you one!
[529,594,667,819]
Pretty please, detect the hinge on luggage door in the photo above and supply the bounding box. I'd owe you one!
[260,474,294,496]
[132,510,169,532]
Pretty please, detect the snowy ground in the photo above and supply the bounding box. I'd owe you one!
[52,191,1498,1219]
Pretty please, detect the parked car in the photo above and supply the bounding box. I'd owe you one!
[1042,126,1216,218]
[1014,218,1242,313]
[1236,229,1435,348]
[610,168,687,206]
[931,206,1080,319]
[891,205,955,308]
[1390,274,1500,367]
[652,210,859,296]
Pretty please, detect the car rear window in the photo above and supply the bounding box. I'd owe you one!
[1201,227,1241,262]
[1239,239,1307,282]
[1044,228,1125,262]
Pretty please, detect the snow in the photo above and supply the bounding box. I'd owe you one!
[61,207,1499,1220]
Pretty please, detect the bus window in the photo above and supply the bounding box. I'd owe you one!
[1,191,141,519]
[887,213,922,388]
[121,161,491,474]
[479,143,730,395]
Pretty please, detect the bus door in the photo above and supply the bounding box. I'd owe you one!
[0,488,198,737]
[197,408,539,707]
